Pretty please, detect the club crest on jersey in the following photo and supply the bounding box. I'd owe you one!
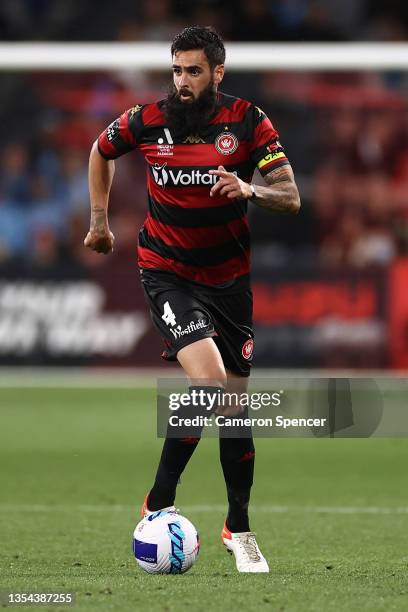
[215,132,238,155]
[242,338,254,360]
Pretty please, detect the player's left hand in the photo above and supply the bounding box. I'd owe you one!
[209,166,252,200]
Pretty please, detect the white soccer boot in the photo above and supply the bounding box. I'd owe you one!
[221,521,269,573]
[140,494,177,518]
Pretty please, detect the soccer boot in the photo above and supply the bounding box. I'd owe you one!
[221,521,269,573]
[140,493,177,518]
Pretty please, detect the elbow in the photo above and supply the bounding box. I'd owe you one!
[89,140,115,172]
[90,139,108,160]
[89,140,99,162]
[91,139,100,156]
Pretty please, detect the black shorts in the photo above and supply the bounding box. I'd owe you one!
[140,269,254,377]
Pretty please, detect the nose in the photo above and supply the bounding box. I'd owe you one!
[178,71,189,89]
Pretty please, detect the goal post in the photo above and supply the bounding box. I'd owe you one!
[0,42,408,71]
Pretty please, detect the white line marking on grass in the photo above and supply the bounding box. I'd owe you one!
[1,504,408,514]
[1,367,408,388]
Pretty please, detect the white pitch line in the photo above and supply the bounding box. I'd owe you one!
[1,367,408,388]
[0,504,408,515]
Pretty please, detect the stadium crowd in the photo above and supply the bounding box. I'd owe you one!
[1,69,407,274]
[0,0,407,42]
[1,0,407,274]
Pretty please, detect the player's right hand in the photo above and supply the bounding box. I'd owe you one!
[84,228,115,254]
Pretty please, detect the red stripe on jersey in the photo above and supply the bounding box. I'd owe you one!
[139,143,249,167]
[119,111,136,146]
[142,104,165,125]
[138,246,250,285]
[211,98,251,124]
[98,132,117,158]
[144,215,249,249]
[249,116,279,152]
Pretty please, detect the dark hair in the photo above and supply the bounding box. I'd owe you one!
[171,26,226,70]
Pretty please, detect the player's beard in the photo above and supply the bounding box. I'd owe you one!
[163,81,219,139]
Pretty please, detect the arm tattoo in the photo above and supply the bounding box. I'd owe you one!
[251,165,300,214]
[90,207,109,232]
[89,147,115,232]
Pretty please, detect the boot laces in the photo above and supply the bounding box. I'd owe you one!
[236,532,261,562]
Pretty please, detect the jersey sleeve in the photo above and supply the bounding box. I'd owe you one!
[248,105,290,177]
[97,104,145,160]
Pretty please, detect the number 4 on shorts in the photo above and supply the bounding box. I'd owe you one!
[161,301,177,327]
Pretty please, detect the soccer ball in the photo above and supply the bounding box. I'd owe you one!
[132,511,200,574]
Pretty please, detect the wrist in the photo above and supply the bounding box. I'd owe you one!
[91,210,108,218]
[91,209,108,224]
[248,183,257,201]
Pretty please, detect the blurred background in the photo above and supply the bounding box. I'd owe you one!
[1,0,408,370]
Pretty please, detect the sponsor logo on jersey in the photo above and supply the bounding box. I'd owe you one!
[106,119,120,142]
[129,104,143,116]
[157,144,174,157]
[157,128,174,157]
[266,141,282,153]
[150,164,237,188]
[215,132,239,155]
[170,319,207,340]
[183,134,205,144]
[257,151,286,169]
[242,338,254,360]
[151,163,169,186]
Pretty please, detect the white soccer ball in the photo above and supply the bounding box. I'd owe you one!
[132,511,200,574]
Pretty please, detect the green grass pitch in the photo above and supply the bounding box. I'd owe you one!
[1,385,408,611]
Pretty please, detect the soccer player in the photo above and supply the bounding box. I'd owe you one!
[85,26,300,573]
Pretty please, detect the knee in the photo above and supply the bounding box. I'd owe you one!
[189,368,227,389]
[177,338,227,386]
[189,358,227,388]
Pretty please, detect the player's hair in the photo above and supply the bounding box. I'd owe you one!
[171,26,226,70]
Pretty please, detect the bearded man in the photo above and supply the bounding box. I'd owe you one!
[85,25,300,573]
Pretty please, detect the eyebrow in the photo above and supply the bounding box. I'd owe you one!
[172,64,204,70]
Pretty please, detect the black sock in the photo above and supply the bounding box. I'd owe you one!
[148,385,223,511]
[219,436,255,532]
[148,436,200,510]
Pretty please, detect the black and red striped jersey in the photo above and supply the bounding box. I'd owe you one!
[97,92,290,287]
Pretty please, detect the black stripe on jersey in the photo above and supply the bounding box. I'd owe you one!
[247,104,268,128]
[102,118,131,157]
[217,92,240,109]
[148,195,247,228]
[139,227,250,267]
[251,142,286,160]
[128,106,145,141]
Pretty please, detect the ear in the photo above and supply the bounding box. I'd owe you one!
[213,64,225,86]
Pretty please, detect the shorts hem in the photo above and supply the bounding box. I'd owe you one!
[161,331,218,361]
